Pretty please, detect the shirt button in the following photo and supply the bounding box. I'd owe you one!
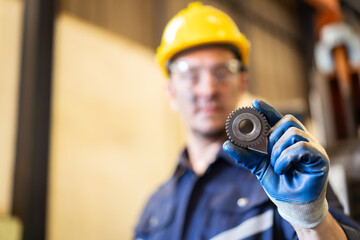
[237,198,248,207]
[149,216,159,227]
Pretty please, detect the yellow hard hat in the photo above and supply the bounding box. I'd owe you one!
[156,2,250,77]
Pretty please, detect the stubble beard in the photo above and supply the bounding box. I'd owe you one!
[192,126,227,141]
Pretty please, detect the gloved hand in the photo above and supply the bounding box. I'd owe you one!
[223,99,330,229]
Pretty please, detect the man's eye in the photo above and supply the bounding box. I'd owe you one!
[213,67,230,79]
[181,70,198,81]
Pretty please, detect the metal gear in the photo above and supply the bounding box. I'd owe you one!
[225,107,270,149]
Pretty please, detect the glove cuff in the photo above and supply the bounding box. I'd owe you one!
[268,186,329,229]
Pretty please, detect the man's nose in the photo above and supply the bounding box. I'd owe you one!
[194,70,217,96]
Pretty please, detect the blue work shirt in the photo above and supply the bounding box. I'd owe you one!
[134,148,360,239]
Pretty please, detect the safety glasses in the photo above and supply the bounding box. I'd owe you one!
[169,59,242,88]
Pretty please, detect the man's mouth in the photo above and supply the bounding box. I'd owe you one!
[197,103,221,115]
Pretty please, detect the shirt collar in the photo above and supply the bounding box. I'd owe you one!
[176,144,238,173]
[178,148,191,169]
[216,147,238,166]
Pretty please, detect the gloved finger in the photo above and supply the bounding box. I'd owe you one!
[252,99,283,127]
[273,141,329,175]
[268,115,305,151]
[223,140,269,180]
[270,133,309,166]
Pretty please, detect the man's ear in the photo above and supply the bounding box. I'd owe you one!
[165,81,179,112]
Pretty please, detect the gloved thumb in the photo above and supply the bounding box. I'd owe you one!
[252,100,283,127]
[223,140,269,180]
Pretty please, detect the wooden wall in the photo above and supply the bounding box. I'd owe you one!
[48,13,185,240]
[0,0,23,217]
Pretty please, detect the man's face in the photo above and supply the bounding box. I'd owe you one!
[167,47,245,139]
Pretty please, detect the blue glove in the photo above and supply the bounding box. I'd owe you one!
[223,100,330,228]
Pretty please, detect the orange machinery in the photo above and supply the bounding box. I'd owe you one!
[306,0,360,140]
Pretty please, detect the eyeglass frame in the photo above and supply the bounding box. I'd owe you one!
[168,58,244,88]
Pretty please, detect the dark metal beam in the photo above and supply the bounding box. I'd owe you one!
[11,0,55,239]
[342,0,360,15]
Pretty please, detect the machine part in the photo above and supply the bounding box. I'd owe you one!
[156,2,250,77]
[226,107,270,154]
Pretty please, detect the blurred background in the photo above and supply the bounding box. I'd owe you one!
[0,0,359,239]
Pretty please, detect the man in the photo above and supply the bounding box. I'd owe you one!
[134,2,360,239]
